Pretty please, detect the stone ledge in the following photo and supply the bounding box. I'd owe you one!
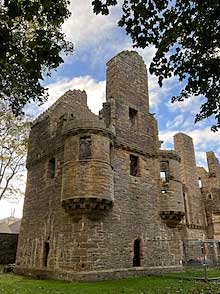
[160,211,185,227]
[62,197,113,217]
[15,265,183,282]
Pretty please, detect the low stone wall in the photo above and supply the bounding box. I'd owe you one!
[0,233,19,264]
[15,265,182,282]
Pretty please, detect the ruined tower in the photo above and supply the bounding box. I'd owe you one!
[16,51,220,281]
[174,133,207,239]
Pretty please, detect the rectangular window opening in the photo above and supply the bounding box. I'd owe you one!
[129,107,138,127]
[130,154,139,177]
[49,158,55,178]
[160,161,169,182]
[79,136,92,159]
[160,171,167,182]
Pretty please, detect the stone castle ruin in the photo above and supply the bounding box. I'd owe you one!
[16,51,220,281]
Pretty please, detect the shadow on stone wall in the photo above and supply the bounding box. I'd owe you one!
[0,233,18,264]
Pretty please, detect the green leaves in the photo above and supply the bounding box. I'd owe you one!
[92,0,220,131]
[0,0,73,115]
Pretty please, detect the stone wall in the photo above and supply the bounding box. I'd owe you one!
[197,151,220,240]
[16,50,220,281]
[16,51,184,281]
[0,233,18,264]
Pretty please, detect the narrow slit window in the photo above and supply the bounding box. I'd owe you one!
[201,245,204,255]
[129,107,138,127]
[43,242,50,267]
[110,143,113,166]
[198,177,202,188]
[130,154,139,176]
[79,136,92,159]
[49,158,55,178]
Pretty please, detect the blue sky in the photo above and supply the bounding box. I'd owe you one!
[0,1,219,219]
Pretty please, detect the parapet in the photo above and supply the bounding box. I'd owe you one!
[62,118,115,139]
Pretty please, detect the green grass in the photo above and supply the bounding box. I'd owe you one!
[1,272,220,294]
[165,267,220,279]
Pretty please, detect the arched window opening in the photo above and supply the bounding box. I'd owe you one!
[133,239,141,267]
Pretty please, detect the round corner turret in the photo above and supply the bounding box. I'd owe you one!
[61,117,115,217]
[159,150,185,227]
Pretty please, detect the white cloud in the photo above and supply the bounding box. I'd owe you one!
[62,1,119,49]
[148,75,178,112]
[166,114,184,129]
[167,95,205,116]
[43,76,106,115]
[187,128,220,153]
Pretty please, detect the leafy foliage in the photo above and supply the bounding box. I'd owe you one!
[0,101,29,200]
[92,0,220,130]
[0,0,73,115]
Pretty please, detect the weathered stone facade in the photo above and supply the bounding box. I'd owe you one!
[16,51,220,281]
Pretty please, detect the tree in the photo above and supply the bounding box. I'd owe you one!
[0,0,73,115]
[0,101,29,200]
[92,0,220,131]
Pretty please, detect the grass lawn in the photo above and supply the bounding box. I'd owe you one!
[1,272,220,294]
[165,266,220,279]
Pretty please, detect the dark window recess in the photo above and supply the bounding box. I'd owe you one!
[208,193,212,199]
[218,242,220,254]
[110,143,113,166]
[129,107,138,127]
[43,242,50,267]
[130,155,139,176]
[133,239,141,267]
[160,161,169,182]
[49,158,55,178]
[79,137,92,159]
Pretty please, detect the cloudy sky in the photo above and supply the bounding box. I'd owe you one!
[0,1,219,219]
